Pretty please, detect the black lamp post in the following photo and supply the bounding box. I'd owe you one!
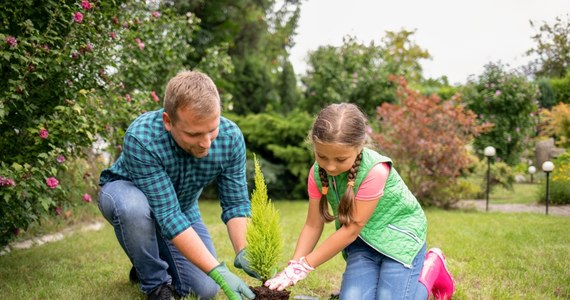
[484,146,496,212]
[542,161,554,215]
[528,166,536,184]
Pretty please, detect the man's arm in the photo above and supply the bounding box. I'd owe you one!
[172,227,219,272]
[226,217,248,253]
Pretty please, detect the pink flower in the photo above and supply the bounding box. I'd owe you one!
[0,176,16,187]
[46,177,59,189]
[86,42,93,52]
[125,93,131,102]
[495,90,501,96]
[152,11,161,18]
[5,36,17,48]
[56,155,66,164]
[39,129,49,139]
[81,0,92,10]
[74,12,84,23]
[135,38,145,50]
[82,193,92,203]
[109,31,117,40]
[151,91,159,102]
[55,207,62,215]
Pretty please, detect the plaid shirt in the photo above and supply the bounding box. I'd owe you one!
[99,109,251,239]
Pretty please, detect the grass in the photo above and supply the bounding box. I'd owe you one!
[489,182,541,204]
[1,201,569,299]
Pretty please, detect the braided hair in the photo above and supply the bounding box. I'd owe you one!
[309,103,369,226]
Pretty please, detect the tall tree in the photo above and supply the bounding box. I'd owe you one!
[169,0,301,114]
[526,14,570,78]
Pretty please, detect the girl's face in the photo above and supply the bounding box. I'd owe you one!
[314,142,361,177]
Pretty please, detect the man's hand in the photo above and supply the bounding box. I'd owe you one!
[208,262,256,300]
[264,257,314,291]
[234,248,262,280]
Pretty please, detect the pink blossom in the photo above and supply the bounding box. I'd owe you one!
[109,31,117,40]
[39,129,49,139]
[5,36,17,48]
[86,42,93,52]
[0,176,16,187]
[125,94,132,102]
[55,207,62,215]
[113,16,119,24]
[82,193,92,203]
[74,12,84,23]
[151,91,159,102]
[135,38,145,50]
[152,11,161,18]
[46,177,59,189]
[495,90,501,96]
[56,155,66,164]
[81,0,92,10]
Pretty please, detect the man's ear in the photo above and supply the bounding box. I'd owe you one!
[162,111,172,131]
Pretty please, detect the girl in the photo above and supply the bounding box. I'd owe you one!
[265,103,455,299]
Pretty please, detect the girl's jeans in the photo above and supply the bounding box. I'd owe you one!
[98,180,219,298]
[340,237,429,300]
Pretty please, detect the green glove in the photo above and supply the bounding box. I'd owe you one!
[208,262,256,300]
[234,248,262,280]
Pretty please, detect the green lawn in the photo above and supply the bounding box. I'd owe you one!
[1,201,569,299]
[489,183,541,205]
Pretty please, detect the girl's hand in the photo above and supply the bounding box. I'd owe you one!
[264,257,314,291]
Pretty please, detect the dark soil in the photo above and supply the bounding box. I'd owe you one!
[250,285,290,300]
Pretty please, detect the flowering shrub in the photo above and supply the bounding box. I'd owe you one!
[462,62,540,165]
[0,0,232,246]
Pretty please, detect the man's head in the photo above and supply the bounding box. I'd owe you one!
[162,70,221,158]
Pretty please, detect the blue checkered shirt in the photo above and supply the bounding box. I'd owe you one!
[99,109,251,239]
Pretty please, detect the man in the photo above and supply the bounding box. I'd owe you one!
[98,70,256,300]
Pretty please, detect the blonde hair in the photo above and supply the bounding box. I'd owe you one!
[163,70,220,124]
[309,103,368,226]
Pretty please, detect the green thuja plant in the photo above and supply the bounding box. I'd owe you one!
[246,155,284,282]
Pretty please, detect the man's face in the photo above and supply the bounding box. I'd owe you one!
[162,107,220,158]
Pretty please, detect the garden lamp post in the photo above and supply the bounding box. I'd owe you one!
[542,161,554,215]
[528,166,536,184]
[484,146,496,212]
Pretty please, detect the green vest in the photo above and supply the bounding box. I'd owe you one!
[314,148,427,267]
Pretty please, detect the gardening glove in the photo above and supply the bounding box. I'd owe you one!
[265,257,314,291]
[234,248,262,280]
[208,262,256,300]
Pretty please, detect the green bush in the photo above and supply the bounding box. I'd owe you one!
[538,152,570,205]
[462,62,539,165]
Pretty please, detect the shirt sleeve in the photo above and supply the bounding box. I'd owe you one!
[307,165,322,200]
[216,130,251,223]
[122,133,190,239]
[355,162,390,201]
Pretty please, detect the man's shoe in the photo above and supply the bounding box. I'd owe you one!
[148,283,175,300]
[129,266,140,284]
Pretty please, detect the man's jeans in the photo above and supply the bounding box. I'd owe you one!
[98,180,219,298]
[339,237,428,300]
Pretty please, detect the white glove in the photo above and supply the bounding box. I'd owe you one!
[265,257,314,291]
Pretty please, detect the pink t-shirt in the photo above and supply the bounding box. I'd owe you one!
[307,162,390,201]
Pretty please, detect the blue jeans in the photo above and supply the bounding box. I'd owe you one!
[339,237,428,300]
[98,180,219,298]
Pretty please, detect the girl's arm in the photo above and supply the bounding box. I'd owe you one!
[292,198,325,259]
[304,197,379,268]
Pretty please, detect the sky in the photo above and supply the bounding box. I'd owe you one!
[289,0,570,85]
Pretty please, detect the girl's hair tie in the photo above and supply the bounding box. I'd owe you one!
[321,186,328,195]
[347,181,355,187]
